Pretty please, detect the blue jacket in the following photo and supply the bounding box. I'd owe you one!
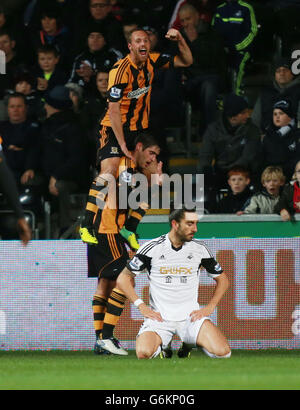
[212,0,258,51]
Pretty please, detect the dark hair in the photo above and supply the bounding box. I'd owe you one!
[95,66,110,75]
[0,28,14,40]
[37,44,59,57]
[169,205,197,225]
[135,132,159,150]
[7,92,27,105]
[13,71,36,88]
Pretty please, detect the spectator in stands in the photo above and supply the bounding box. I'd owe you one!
[34,44,68,98]
[262,98,300,181]
[110,0,125,22]
[73,0,124,55]
[215,165,252,214]
[0,135,32,245]
[251,58,300,133]
[23,0,79,32]
[275,160,300,221]
[79,68,108,139]
[30,5,72,70]
[144,25,184,135]
[83,68,108,168]
[65,82,84,115]
[5,71,44,122]
[197,93,262,189]
[0,29,21,99]
[271,0,300,56]
[68,27,121,94]
[0,6,9,30]
[123,0,174,32]
[40,85,88,236]
[169,0,218,30]
[240,166,285,214]
[178,3,227,132]
[0,93,40,187]
[212,0,258,95]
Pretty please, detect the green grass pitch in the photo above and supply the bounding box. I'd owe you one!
[0,350,300,390]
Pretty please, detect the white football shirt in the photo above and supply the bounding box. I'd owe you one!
[127,234,223,321]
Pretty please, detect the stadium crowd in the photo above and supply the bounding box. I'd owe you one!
[0,0,300,239]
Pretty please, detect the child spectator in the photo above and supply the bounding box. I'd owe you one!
[262,98,300,181]
[34,44,68,98]
[240,166,285,214]
[215,166,252,214]
[274,161,300,221]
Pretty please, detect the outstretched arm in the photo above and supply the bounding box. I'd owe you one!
[165,28,193,68]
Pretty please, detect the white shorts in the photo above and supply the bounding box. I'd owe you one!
[137,316,212,349]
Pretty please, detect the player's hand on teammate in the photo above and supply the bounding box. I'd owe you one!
[190,305,214,322]
[138,304,163,322]
[120,142,135,163]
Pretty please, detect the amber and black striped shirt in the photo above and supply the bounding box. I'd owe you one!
[91,156,137,234]
[101,52,174,131]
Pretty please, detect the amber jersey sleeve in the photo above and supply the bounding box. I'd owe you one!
[101,53,175,131]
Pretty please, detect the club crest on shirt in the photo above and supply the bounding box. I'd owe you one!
[111,146,119,155]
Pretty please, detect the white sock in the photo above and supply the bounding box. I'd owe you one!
[202,347,231,359]
[150,345,162,359]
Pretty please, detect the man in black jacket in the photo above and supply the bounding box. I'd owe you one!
[41,85,88,235]
[251,58,300,133]
[0,138,31,245]
[178,3,227,131]
[0,93,40,186]
[197,93,262,190]
[68,26,121,94]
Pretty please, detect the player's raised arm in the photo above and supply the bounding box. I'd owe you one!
[165,28,193,68]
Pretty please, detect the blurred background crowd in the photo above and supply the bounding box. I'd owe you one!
[0,0,300,239]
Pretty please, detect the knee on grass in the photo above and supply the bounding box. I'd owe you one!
[202,346,231,359]
[136,345,161,360]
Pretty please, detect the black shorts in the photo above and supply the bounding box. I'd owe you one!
[97,126,146,163]
[87,233,129,280]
